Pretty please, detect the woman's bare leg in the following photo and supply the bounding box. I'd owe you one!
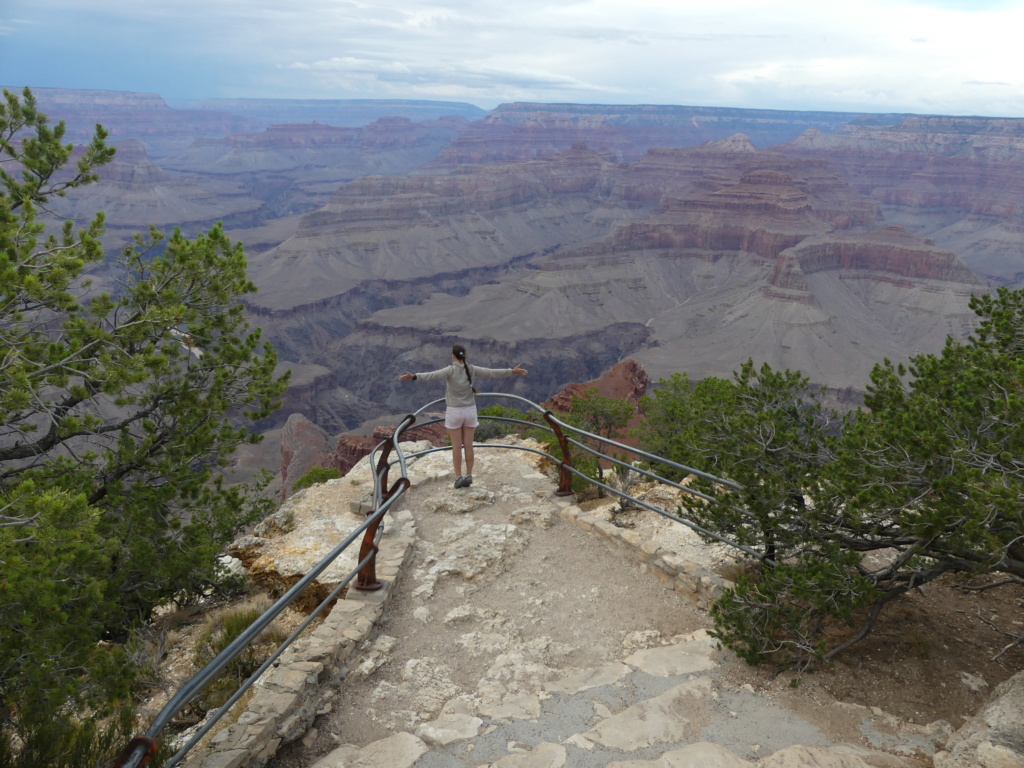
[463,426,475,477]
[448,428,464,478]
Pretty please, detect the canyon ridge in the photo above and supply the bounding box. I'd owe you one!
[24,88,1024,445]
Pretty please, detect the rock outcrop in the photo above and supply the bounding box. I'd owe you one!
[279,413,334,498]
[933,670,1024,768]
[329,422,448,478]
[542,358,649,412]
[784,117,1024,282]
[205,439,975,768]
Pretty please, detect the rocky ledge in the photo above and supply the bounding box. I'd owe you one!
[186,437,1023,768]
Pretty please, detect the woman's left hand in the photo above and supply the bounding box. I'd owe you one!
[512,364,528,375]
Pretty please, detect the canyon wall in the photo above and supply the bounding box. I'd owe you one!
[26,90,1024,439]
[245,133,990,431]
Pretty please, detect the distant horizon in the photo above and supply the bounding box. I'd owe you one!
[9,84,1024,122]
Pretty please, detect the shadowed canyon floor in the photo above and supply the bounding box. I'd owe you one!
[247,442,1024,768]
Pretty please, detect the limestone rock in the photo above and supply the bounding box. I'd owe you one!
[490,741,567,768]
[756,745,881,767]
[413,713,483,746]
[583,677,715,750]
[414,519,528,588]
[231,473,412,610]
[476,693,543,721]
[605,741,754,767]
[309,732,428,768]
[543,662,632,694]
[934,670,1024,768]
[623,629,718,677]
[509,504,558,529]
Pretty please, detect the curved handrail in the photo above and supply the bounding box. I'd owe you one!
[112,391,747,768]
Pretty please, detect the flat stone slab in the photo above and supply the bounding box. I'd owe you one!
[605,741,754,767]
[310,732,427,768]
[491,741,568,767]
[624,630,719,677]
[757,745,880,768]
[413,713,483,746]
[543,661,633,694]
[583,677,715,751]
[477,693,543,720]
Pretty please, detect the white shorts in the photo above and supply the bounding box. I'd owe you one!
[445,405,479,429]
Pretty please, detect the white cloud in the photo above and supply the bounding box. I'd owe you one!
[3,0,1024,115]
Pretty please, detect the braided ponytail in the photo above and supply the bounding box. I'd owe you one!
[452,344,476,394]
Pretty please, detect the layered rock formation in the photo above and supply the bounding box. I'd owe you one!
[431,102,908,165]
[12,88,256,157]
[28,89,480,263]
[49,138,264,250]
[183,97,485,129]
[299,143,980,414]
[15,88,483,157]
[246,142,625,313]
[784,117,1024,283]
[160,117,471,224]
[28,89,1024,436]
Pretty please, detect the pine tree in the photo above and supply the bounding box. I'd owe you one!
[0,87,287,759]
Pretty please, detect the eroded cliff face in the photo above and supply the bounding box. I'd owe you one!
[541,359,649,411]
[31,91,1022,439]
[784,118,1024,282]
[50,138,264,243]
[430,103,900,165]
[17,88,257,157]
[248,137,988,432]
[244,144,633,317]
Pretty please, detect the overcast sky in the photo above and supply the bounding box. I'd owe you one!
[2,0,1022,117]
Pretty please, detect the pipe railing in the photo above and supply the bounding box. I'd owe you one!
[112,391,748,768]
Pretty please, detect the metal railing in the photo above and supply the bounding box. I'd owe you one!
[112,392,746,768]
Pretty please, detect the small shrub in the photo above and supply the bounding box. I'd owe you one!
[0,703,148,768]
[291,466,340,492]
[475,405,526,441]
[190,600,288,712]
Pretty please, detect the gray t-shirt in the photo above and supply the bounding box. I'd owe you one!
[415,363,514,407]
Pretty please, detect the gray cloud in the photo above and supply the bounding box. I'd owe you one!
[4,0,1024,116]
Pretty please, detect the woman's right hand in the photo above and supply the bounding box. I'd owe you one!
[398,372,415,381]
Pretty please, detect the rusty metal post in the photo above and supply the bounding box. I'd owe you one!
[354,438,397,591]
[543,410,575,497]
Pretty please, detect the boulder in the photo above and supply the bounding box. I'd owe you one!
[934,670,1024,768]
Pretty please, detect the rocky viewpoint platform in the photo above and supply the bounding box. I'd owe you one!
[184,436,1022,768]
